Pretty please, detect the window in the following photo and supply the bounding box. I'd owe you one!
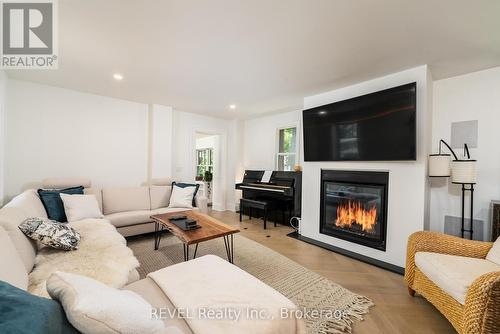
[196,148,213,178]
[276,126,298,171]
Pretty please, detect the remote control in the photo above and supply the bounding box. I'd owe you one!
[169,215,187,221]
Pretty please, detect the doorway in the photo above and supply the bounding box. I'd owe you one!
[195,132,221,209]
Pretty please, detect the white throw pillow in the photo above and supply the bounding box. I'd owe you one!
[60,194,104,222]
[47,271,165,334]
[168,185,195,208]
[486,237,500,265]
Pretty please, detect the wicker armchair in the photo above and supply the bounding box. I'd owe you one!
[405,231,500,334]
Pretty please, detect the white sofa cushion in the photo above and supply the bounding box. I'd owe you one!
[47,271,164,334]
[0,226,28,290]
[415,252,500,304]
[105,210,153,228]
[0,206,37,272]
[125,277,194,334]
[102,187,151,215]
[84,187,103,212]
[151,178,176,186]
[148,255,305,334]
[4,189,48,218]
[61,194,104,222]
[106,208,198,229]
[486,237,500,265]
[150,186,172,209]
[42,178,92,189]
[168,185,195,209]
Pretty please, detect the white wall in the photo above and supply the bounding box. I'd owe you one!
[150,104,173,181]
[172,110,238,211]
[2,79,239,210]
[4,80,149,199]
[243,110,301,170]
[300,66,432,268]
[431,66,500,240]
[196,135,217,150]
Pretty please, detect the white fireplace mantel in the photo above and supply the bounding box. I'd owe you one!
[299,65,432,268]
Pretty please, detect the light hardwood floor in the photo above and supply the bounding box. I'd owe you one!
[208,210,456,334]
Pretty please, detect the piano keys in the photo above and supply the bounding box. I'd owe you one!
[235,170,302,218]
[238,183,293,194]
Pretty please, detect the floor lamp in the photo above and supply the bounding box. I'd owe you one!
[428,140,477,240]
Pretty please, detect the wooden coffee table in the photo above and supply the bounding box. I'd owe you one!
[151,210,240,263]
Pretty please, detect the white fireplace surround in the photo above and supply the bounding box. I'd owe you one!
[299,65,432,268]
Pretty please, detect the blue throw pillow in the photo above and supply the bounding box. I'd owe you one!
[0,281,78,334]
[38,186,84,222]
[172,182,200,207]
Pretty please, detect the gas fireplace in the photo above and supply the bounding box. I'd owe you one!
[320,170,388,251]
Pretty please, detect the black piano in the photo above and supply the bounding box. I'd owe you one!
[235,170,302,221]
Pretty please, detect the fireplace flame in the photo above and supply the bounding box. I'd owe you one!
[335,201,377,233]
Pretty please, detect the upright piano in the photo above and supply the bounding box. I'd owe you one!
[235,170,302,219]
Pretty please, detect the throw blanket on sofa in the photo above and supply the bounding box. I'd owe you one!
[29,219,139,298]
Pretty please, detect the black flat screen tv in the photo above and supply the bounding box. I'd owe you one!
[303,82,416,161]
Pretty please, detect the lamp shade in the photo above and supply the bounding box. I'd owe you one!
[429,154,451,177]
[451,160,477,184]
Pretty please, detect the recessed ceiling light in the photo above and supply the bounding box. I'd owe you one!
[229,104,236,109]
[113,73,123,80]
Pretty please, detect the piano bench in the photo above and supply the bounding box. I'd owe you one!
[239,198,280,229]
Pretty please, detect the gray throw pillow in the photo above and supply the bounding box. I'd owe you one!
[18,218,81,251]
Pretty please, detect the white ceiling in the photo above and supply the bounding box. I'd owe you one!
[7,0,500,119]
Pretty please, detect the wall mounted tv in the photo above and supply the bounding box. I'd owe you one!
[303,82,416,161]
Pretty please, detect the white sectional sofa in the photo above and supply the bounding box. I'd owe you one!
[42,178,208,237]
[0,177,208,294]
[0,187,142,292]
[0,179,304,334]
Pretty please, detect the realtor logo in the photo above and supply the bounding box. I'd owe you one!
[1,0,58,69]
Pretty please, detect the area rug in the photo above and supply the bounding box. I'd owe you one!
[127,233,373,334]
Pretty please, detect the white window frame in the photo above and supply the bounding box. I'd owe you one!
[275,123,300,171]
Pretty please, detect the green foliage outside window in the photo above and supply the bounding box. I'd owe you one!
[196,148,213,180]
[279,127,296,153]
[277,127,297,171]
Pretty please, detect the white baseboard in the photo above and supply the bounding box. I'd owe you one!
[225,202,237,212]
[211,204,225,211]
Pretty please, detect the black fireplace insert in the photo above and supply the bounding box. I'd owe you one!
[320,170,389,251]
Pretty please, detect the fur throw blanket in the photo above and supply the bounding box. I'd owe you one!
[28,219,139,298]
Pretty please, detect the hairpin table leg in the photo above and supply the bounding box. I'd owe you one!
[193,243,198,259]
[230,234,234,264]
[223,236,231,262]
[154,222,162,250]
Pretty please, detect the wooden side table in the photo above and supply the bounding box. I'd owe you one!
[491,200,500,241]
